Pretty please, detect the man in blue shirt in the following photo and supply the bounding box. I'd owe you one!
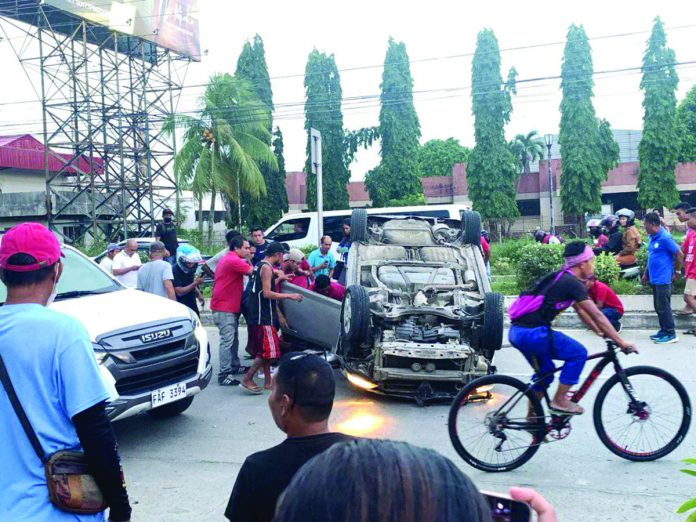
[643,212,683,344]
[307,235,336,278]
[0,223,131,521]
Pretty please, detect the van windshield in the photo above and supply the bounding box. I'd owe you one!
[0,248,122,304]
[266,217,311,242]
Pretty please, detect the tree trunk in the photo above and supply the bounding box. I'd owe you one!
[208,186,216,247]
[197,194,204,236]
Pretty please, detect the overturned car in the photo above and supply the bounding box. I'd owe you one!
[280,209,504,404]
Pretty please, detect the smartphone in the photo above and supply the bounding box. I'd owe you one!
[481,491,533,522]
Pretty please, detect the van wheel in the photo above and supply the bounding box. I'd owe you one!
[350,209,368,242]
[147,396,194,419]
[481,292,504,361]
[341,285,370,355]
[461,210,481,246]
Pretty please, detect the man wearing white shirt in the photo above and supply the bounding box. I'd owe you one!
[112,239,141,288]
[99,243,121,275]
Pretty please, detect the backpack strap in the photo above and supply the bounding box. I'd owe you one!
[0,355,47,463]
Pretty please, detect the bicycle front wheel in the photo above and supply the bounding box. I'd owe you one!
[594,365,691,461]
[448,375,546,472]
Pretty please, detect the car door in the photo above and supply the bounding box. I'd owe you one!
[279,282,341,350]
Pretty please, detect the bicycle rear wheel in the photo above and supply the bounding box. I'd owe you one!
[594,365,691,461]
[448,375,546,472]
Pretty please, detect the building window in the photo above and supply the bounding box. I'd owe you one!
[200,210,226,223]
[517,200,540,216]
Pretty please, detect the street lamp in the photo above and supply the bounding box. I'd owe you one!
[544,133,555,236]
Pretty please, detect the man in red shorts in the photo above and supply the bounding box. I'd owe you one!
[242,242,302,393]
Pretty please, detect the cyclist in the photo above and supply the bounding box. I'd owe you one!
[509,241,637,415]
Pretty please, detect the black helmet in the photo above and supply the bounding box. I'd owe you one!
[481,229,489,241]
[533,230,547,242]
[600,215,619,233]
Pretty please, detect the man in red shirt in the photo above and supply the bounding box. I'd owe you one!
[280,249,312,290]
[584,276,624,332]
[311,275,346,301]
[211,236,253,385]
[678,208,696,319]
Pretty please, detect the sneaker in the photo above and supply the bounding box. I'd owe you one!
[649,331,665,340]
[654,334,678,344]
[218,374,241,386]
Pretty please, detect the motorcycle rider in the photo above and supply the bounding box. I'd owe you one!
[534,229,561,245]
[615,208,642,267]
[597,215,623,256]
[587,219,608,249]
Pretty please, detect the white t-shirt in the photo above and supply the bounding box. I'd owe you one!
[112,251,142,288]
[99,256,114,274]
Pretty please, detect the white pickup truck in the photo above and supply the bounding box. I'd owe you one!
[0,243,212,421]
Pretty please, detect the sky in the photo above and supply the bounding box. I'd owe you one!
[0,0,695,182]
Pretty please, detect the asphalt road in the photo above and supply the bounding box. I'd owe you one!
[114,327,696,521]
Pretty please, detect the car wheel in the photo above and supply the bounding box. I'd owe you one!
[481,292,504,361]
[146,396,194,419]
[460,210,481,246]
[350,209,368,242]
[341,285,370,355]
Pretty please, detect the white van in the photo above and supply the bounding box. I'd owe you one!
[265,204,470,254]
[0,243,212,421]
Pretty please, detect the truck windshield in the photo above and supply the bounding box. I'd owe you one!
[0,247,122,304]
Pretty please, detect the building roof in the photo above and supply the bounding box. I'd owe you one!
[0,134,103,174]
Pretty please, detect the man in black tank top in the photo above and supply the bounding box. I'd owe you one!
[241,242,303,394]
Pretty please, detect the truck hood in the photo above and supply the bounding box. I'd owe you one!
[49,288,192,341]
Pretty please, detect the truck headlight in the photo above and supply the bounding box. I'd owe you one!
[92,342,108,364]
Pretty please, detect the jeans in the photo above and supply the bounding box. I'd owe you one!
[213,311,241,377]
[652,284,675,335]
[509,325,588,391]
[601,307,623,331]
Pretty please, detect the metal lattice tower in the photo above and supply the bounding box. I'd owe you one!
[0,1,189,243]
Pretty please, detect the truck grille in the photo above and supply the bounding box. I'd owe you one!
[131,339,188,361]
[115,359,199,395]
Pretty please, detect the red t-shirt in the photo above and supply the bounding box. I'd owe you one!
[682,229,696,280]
[310,281,346,301]
[210,252,253,313]
[480,236,490,258]
[588,281,624,315]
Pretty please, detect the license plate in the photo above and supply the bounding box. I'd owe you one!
[151,382,187,408]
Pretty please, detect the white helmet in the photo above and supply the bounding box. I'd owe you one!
[615,208,635,220]
[586,219,601,229]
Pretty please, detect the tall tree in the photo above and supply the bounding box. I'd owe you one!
[467,29,518,237]
[365,38,421,207]
[303,50,349,210]
[165,74,276,243]
[597,118,620,175]
[558,24,604,228]
[418,138,470,177]
[234,34,287,228]
[637,17,680,209]
[508,131,544,175]
[272,126,289,213]
[677,85,696,163]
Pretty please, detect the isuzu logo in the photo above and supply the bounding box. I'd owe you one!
[140,329,172,343]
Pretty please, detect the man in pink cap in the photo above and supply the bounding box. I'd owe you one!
[0,223,131,521]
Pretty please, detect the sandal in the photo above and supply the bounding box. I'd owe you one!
[549,402,584,415]
[240,382,263,395]
[675,309,695,316]
[684,329,696,336]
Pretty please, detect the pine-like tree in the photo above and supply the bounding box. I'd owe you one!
[272,126,288,214]
[303,50,349,210]
[597,118,620,176]
[677,85,696,163]
[466,29,519,236]
[234,34,287,228]
[637,17,680,209]
[365,38,421,207]
[558,24,604,224]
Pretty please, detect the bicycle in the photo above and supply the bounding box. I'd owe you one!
[448,340,691,472]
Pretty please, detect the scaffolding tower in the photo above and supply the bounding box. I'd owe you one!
[0,1,189,243]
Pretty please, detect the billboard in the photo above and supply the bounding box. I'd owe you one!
[42,0,201,60]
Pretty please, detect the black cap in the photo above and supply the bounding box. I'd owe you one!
[687,208,696,215]
[265,241,286,256]
[163,208,174,216]
[277,352,335,407]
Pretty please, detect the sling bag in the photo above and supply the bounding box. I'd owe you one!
[0,355,107,515]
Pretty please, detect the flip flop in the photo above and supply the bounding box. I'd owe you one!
[675,310,695,316]
[240,382,263,395]
[549,403,584,415]
[684,329,696,336]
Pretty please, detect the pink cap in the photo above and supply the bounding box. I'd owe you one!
[0,222,64,272]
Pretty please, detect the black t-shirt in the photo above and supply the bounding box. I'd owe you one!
[252,241,268,266]
[155,221,178,255]
[512,272,589,328]
[172,265,197,314]
[225,432,353,522]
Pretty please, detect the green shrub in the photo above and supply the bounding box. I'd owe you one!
[491,238,535,266]
[594,253,621,284]
[609,279,642,295]
[515,243,564,290]
[676,458,696,521]
[491,278,520,295]
[298,244,318,257]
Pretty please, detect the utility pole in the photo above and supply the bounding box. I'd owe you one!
[310,128,323,244]
[544,134,555,236]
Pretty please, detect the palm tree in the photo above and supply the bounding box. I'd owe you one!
[165,73,276,243]
[509,130,545,176]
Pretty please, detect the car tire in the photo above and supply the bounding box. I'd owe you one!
[341,285,370,354]
[146,396,194,419]
[460,210,481,246]
[350,209,368,242]
[481,292,504,361]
